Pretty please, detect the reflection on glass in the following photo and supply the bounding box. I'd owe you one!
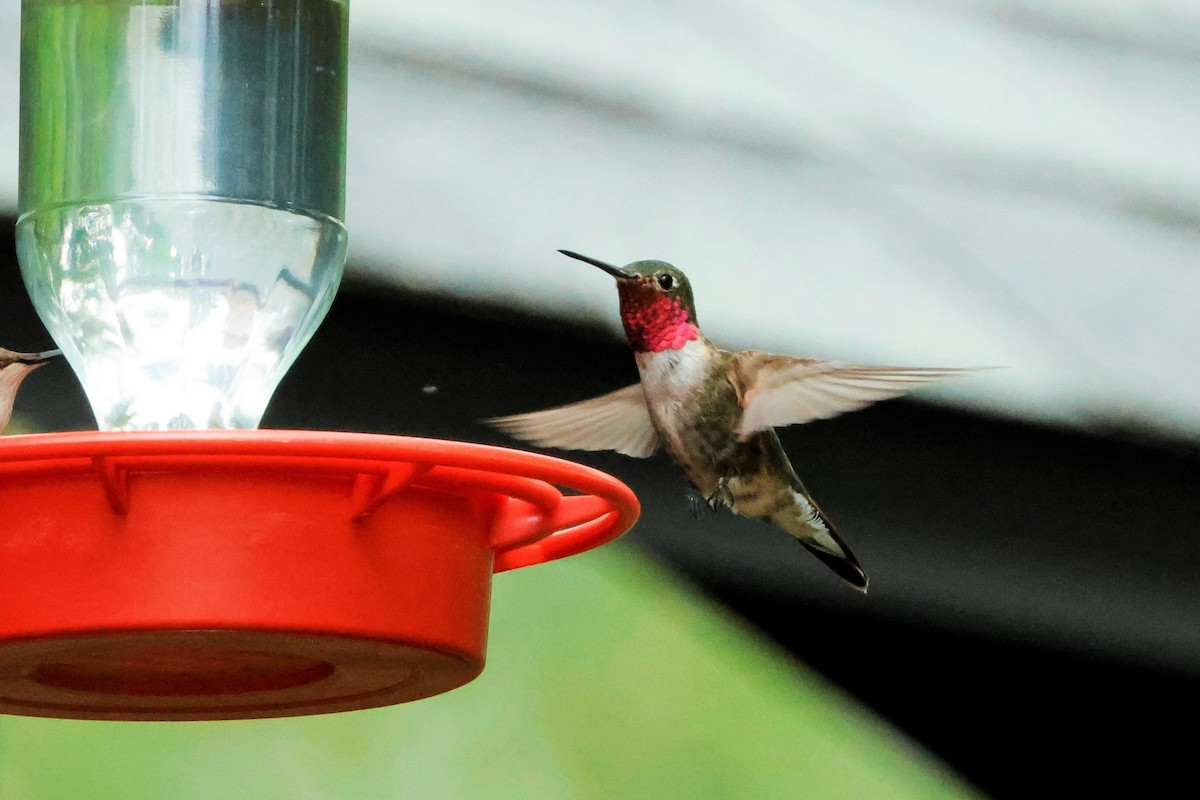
[19,199,345,429]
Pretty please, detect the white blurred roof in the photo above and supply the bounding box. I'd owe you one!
[3,1,1198,439]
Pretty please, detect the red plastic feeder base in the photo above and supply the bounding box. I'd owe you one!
[0,431,639,720]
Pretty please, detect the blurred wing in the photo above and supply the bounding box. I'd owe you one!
[0,363,42,433]
[487,383,660,458]
[733,351,974,437]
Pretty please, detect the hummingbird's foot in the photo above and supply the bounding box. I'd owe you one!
[706,477,734,511]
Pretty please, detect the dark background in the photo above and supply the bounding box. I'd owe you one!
[5,222,1197,797]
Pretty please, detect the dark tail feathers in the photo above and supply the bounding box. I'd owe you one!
[799,539,869,593]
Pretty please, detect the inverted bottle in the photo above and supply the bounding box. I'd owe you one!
[17,0,349,430]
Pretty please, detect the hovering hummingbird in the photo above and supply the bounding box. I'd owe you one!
[489,251,976,592]
[0,348,61,433]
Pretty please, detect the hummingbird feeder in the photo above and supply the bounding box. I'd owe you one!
[2,0,638,720]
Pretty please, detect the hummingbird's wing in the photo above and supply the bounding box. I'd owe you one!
[0,364,44,433]
[732,351,972,438]
[487,383,660,458]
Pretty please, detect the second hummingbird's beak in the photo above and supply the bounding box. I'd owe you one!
[17,349,62,365]
[558,250,632,280]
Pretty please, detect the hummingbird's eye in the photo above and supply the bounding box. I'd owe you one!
[656,273,675,291]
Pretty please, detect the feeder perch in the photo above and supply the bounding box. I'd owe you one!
[4,0,639,720]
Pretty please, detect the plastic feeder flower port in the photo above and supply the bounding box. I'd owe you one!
[0,430,639,720]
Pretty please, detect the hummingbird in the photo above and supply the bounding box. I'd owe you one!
[489,251,975,592]
[0,348,62,433]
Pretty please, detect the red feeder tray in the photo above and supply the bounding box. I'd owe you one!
[0,430,639,721]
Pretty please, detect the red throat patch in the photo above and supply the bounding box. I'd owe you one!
[617,284,700,353]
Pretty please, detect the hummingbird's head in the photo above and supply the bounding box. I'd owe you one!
[0,348,61,389]
[559,250,700,353]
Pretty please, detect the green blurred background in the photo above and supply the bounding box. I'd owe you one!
[0,544,974,799]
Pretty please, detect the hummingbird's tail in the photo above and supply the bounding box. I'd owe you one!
[769,491,868,592]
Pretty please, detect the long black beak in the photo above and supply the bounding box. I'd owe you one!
[559,249,632,279]
[17,349,62,365]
